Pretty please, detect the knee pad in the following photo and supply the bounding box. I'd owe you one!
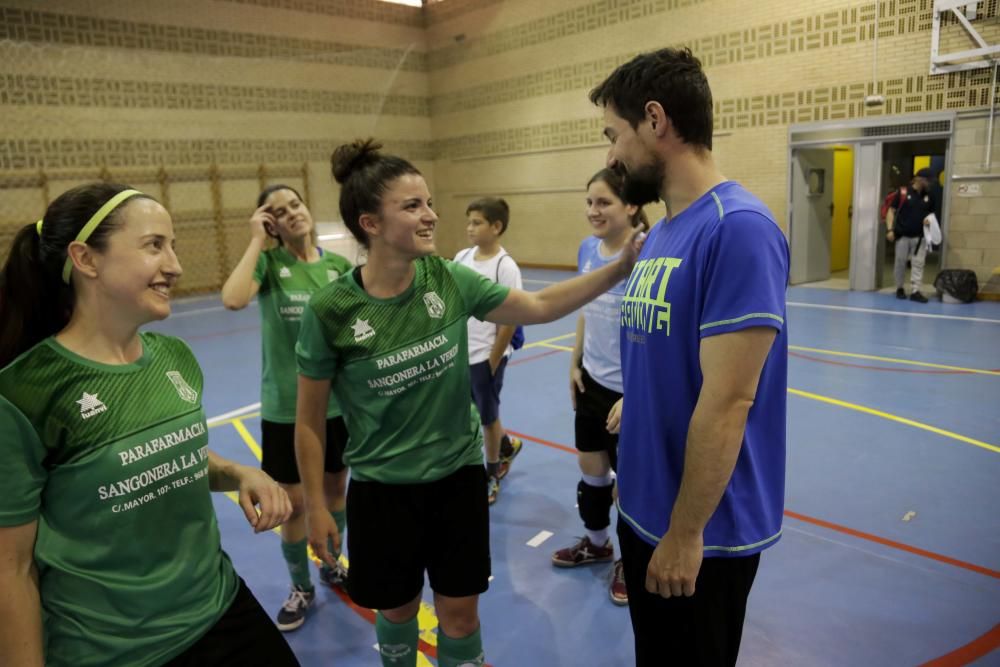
[577,480,614,531]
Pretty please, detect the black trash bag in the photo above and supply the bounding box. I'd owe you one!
[934,269,978,304]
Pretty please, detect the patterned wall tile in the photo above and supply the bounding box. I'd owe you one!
[0,137,435,171]
[0,6,427,72]
[428,0,706,70]
[426,0,996,71]
[215,0,424,27]
[0,74,430,116]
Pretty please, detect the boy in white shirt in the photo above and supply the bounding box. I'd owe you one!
[454,197,524,505]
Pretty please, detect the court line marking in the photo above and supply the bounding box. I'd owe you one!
[526,531,554,548]
[786,301,1000,324]
[207,403,261,426]
[506,429,1000,581]
[522,276,1000,323]
[787,388,1000,455]
[919,623,1000,667]
[529,341,1000,454]
[170,301,257,318]
[789,345,1000,376]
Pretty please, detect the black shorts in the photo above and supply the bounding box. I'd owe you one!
[345,464,491,610]
[574,367,623,469]
[260,417,348,485]
[164,578,300,667]
[469,357,508,426]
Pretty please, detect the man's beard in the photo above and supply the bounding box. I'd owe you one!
[617,159,663,208]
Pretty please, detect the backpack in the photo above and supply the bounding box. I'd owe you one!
[934,269,978,304]
[880,187,905,223]
[456,249,526,350]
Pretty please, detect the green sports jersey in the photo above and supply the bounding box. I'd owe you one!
[296,255,510,484]
[254,246,352,423]
[0,333,238,667]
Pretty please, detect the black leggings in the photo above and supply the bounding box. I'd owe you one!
[163,578,300,667]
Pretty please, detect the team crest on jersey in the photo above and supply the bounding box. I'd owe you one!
[352,318,376,342]
[279,266,292,278]
[77,392,107,420]
[423,291,445,319]
[166,371,199,403]
[327,269,340,282]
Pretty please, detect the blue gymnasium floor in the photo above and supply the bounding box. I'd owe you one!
[148,269,1000,667]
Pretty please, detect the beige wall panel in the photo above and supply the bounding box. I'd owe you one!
[0,43,431,96]
[0,106,431,141]
[3,0,427,50]
[432,90,600,140]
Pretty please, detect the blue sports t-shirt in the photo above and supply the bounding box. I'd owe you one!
[578,236,626,393]
[617,181,789,556]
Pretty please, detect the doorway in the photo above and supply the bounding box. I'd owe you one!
[878,140,947,292]
[789,145,854,287]
[787,113,954,292]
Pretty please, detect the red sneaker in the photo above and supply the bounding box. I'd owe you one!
[609,559,628,606]
[551,536,614,568]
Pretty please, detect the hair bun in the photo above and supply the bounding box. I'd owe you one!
[331,138,383,184]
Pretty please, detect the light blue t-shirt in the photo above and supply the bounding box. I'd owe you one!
[618,181,789,557]
[578,236,626,393]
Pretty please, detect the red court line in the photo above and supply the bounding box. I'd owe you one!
[918,623,1000,667]
[511,430,1000,580]
[789,351,1000,375]
[506,429,578,455]
[782,511,1000,580]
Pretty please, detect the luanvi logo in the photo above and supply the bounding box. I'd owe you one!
[77,392,107,420]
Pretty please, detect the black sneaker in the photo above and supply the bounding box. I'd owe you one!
[319,559,348,589]
[910,291,928,303]
[276,585,315,632]
[896,288,906,299]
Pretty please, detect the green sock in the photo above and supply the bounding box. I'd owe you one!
[437,626,485,667]
[375,612,418,667]
[323,509,347,568]
[280,538,313,591]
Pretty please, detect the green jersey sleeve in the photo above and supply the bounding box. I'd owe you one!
[296,300,339,379]
[0,395,46,526]
[252,252,269,292]
[446,260,510,320]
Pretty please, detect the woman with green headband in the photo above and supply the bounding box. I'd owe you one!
[0,182,300,667]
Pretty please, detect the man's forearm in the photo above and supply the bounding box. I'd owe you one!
[668,399,751,537]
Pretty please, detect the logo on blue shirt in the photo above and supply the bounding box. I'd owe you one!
[621,257,683,335]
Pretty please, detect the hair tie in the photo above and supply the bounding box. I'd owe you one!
[35,219,43,236]
[61,189,144,284]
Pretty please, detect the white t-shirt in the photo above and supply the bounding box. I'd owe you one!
[453,246,523,364]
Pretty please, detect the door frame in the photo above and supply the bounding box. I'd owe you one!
[787,112,956,291]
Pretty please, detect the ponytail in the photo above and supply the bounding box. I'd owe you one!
[0,182,151,368]
[0,224,73,367]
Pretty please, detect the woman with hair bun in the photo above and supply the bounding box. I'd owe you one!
[294,139,644,667]
[0,183,297,666]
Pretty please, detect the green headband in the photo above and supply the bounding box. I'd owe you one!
[61,189,144,284]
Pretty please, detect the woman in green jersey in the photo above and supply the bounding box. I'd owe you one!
[0,183,298,667]
[222,185,353,631]
[294,139,644,667]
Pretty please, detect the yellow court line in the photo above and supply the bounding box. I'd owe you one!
[230,418,263,460]
[523,332,574,349]
[208,412,262,429]
[788,388,1000,454]
[532,336,998,455]
[790,345,1000,377]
